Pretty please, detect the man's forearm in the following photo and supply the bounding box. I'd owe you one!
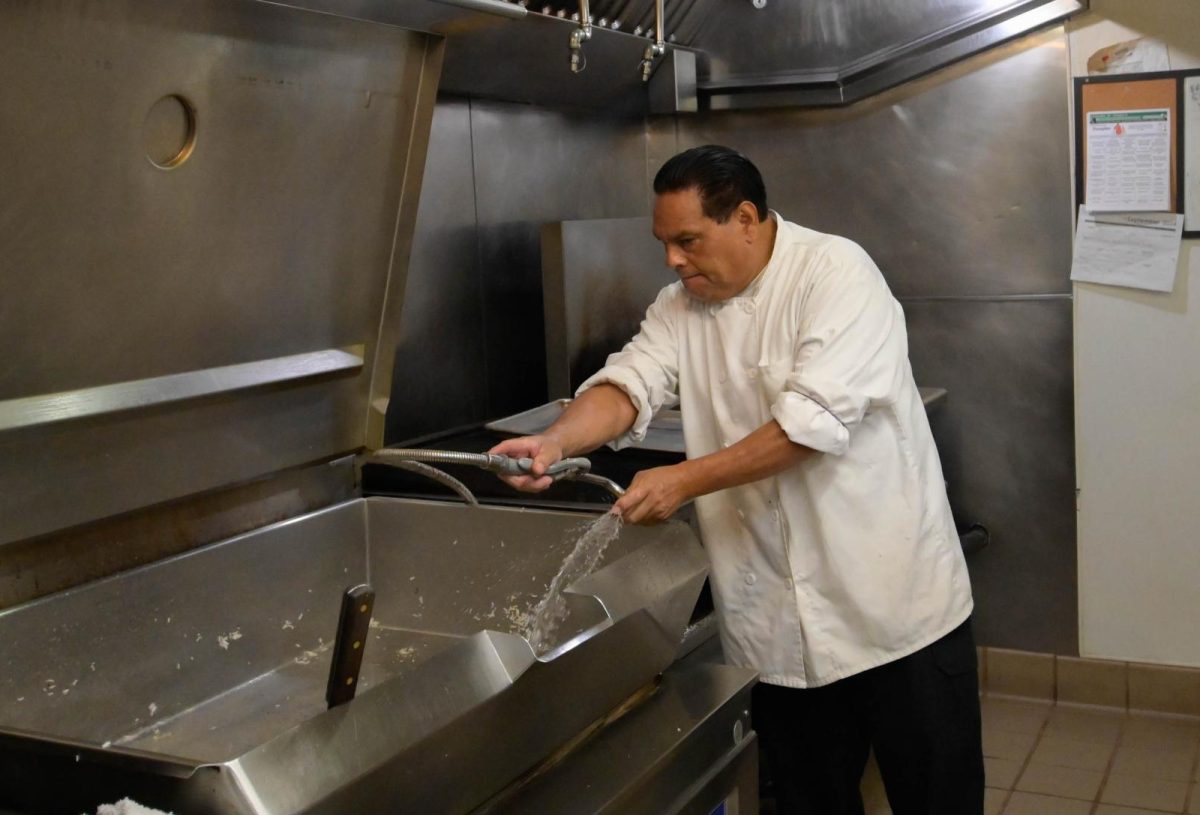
[612,419,813,524]
[679,420,813,497]
[544,384,639,457]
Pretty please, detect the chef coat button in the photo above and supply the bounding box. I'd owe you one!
[744,573,757,586]
[785,577,794,590]
[736,509,746,520]
[742,301,755,314]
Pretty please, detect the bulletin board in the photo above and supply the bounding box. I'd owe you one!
[1075,70,1185,222]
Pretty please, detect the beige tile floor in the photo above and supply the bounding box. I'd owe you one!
[859,697,1200,815]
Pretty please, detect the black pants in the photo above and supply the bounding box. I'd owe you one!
[752,618,984,815]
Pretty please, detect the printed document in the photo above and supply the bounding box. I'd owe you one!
[1070,207,1184,293]
[1086,109,1171,213]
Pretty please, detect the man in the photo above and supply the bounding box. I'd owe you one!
[491,145,983,814]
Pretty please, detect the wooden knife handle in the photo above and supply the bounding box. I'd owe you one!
[326,583,375,709]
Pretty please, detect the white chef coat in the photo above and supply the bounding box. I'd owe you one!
[577,214,973,688]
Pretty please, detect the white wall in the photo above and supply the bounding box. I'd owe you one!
[1070,1,1200,665]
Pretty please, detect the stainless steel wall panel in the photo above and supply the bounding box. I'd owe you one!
[0,0,440,543]
[662,29,1073,299]
[468,100,650,418]
[542,217,675,397]
[904,298,1076,654]
[385,99,489,442]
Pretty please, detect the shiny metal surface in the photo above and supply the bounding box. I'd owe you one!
[483,663,758,814]
[648,29,1077,652]
[693,0,1085,107]
[0,0,440,545]
[905,299,1077,654]
[0,457,357,610]
[542,217,676,398]
[638,0,667,82]
[384,95,652,446]
[570,473,628,499]
[368,447,625,500]
[384,98,488,443]
[568,0,593,74]
[649,49,699,114]
[468,100,650,419]
[0,347,362,434]
[658,29,1073,298]
[430,0,529,17]
[379,459,482,505]
[437,15,667,114]
[383,97,651,443]
[0,497,709,813]
[426,0,1083,110]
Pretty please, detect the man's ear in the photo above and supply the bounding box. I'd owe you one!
[737,201,758,235]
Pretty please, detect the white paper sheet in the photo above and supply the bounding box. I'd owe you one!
[1086,109,1172,213]
[1086,37,1171,76]
[1070,207,1184,293]
[1185,76,1200,233]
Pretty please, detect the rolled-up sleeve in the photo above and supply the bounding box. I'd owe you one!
[577,286,681,450]
[771,241,908,456]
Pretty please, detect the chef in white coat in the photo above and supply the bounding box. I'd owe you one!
[491,145,983,815]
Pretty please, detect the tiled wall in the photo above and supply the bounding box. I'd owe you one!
[982,647,1200,717]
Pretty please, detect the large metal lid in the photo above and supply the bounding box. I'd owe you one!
[0,0,442,546]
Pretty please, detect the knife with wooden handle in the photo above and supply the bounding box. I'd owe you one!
[326,583,375,709]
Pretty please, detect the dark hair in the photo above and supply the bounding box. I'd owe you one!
[653,145,768,223]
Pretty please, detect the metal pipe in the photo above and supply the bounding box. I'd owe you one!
[571,472,626,499]
[569,0,593,73]
[639,0,666,82]
[367,448,627,502]
[426,0,528,19]
[387,460,480,506]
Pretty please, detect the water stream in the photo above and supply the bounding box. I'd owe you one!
[523,512,624,655]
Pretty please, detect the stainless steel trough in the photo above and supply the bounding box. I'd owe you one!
[0,498,708,814]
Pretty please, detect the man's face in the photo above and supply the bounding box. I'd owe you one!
[652,188,761,303]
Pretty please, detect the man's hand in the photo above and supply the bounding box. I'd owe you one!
[485,385,639,495]
[613,464,696,525]
[488,435,564,493]
[613,420,814,524]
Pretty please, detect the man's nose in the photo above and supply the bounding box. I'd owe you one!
[665,245,686,270]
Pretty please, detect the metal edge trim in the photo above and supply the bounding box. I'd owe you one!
[426,0,527,19]
[0,346,365,434]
